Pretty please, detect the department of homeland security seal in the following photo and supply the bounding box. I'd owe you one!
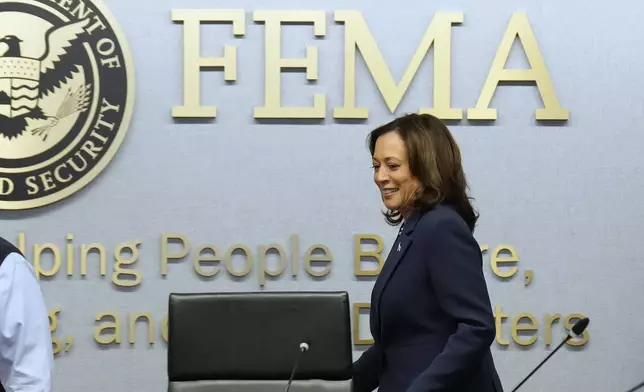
[0,0,134,210]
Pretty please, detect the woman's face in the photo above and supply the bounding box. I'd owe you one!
[371,131,421,216]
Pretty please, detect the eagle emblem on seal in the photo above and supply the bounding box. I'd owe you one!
[0,18,91,141]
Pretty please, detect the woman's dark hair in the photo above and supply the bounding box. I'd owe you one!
[367,113,479,232]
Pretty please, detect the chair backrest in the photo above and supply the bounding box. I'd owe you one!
[167,291,354,392]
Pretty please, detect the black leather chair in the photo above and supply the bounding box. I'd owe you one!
[167,291,354,391]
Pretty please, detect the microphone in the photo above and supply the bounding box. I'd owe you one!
[284,341,310,392]
[511,317,590,392]
[624,380,644,392]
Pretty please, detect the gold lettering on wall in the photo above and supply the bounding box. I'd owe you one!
[357,304,588,347]
[80,243,107,277]
[333,11,463,119]
[13,232,591,353]
[22,232,118,279]
[161,233,190,275]
[94,312,168,346]
[49,308,63,355]
[94,312,121,345]
[48,307,73,355]
[512,313,539,346]
[129,313,154,345]
[468,12,569,121]
[352,302,373,345]
[171,9,246,118]
[159,233,329,283]
[34,243,61,278]
[168,10,567,121]
[494,305,509,346]
[85,307,587,349]
[490,245,519,278]
[259,244,286,286]
[304,244,332,277]
[544,313,561,346]
[224,244,253,277]
[194,245,221,278]
[252,11,326,119]
[354,234,384,276]
[564,313,589,346]
[113,240,142,287]
[161,314,169,342]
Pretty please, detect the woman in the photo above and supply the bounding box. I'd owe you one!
[352,113,503,392]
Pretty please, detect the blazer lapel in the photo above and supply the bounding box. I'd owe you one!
[373,237,410,302]
[371,212,422,340]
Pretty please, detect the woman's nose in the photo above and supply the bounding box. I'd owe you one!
[375,169,389,184]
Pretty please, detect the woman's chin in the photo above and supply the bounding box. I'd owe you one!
[382,201,400,211]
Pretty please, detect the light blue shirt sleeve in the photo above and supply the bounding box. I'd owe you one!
[0,252,53,392]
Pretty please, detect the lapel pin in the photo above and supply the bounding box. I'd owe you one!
[397,243,401,252]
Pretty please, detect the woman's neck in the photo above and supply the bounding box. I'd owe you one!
[400,207,412,220]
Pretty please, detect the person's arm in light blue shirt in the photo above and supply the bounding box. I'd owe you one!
[0,252,53,392]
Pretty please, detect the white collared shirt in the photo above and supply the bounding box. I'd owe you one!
[0,252,52,392]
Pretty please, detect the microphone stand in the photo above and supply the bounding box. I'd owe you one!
[624,380,644,392]
[510,335,571,392]
[285,343,309,392]
[510,317,589,392]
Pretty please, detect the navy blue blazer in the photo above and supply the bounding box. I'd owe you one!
[353,204,503,392]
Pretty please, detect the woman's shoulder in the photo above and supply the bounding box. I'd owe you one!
[415,203,472,236]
